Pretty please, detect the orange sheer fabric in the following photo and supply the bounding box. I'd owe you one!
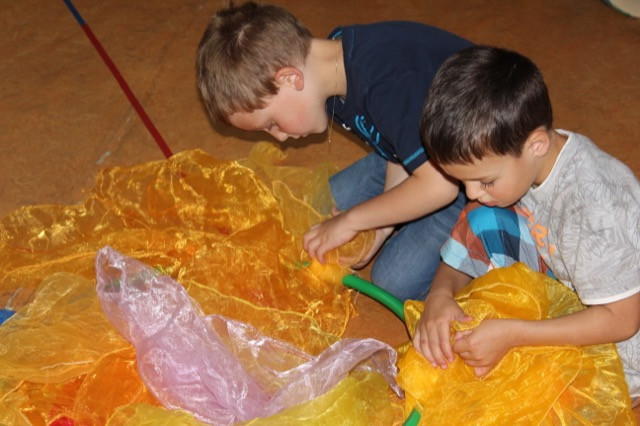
[0,145,397,425]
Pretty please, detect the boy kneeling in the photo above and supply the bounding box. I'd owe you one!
[414,45,640,403]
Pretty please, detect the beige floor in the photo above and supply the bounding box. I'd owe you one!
[1,0,639,420]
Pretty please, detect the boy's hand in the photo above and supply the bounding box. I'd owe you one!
[349,226,393,269]
[413,295,472,369]
[452,318,516,377]
[303,212,358,263]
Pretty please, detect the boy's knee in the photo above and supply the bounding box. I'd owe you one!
[466,204,519,226]
[465,205,523,241]
[370,258,435,302]
[328,173,351,211]
[456,204,539,272]
[370,266,407,301]
[329,154,386,211]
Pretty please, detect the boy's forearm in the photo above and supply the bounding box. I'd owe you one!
[428,263,472,299]
[343,162,459,231]
[508,292,640,348]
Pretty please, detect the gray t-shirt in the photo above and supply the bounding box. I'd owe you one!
[520,130,640,397]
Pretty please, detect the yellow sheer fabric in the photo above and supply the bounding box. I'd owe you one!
[398,263,635,425]
[0,145,397,425]
[101,373,401,426]
[243,372,402,426]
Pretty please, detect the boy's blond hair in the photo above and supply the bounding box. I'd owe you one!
[196,1,312,124]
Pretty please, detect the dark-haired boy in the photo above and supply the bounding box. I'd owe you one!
[414,45,640,402]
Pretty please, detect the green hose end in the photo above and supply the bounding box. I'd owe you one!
[403,408,422,426]
[342,274,405,321]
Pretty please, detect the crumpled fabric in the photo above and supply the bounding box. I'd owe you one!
[0,145,373,353]
[0,145,396,425]
[96,246,401,424]
[0,272,156,425]
[397,262,635,425]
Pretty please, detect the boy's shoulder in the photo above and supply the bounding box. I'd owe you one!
[335,21,473,99]
[521,129,639,236]
[562,131,638,190]
[330,21,472,50]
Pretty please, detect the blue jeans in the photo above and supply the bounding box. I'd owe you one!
[330,153,466,301]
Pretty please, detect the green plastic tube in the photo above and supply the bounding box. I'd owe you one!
[342,274,405,321]
[403,408,421,426]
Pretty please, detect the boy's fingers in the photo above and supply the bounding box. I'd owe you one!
[456,350,477,363]
[412,329,425,356]
[412,328,421,346]
[474,366,492,377]
[302,225,320,252]
[453,329,473,340]
[304,237,322,261]
[451,331,472,353]
[437,322,454,363]
[413,330,437,367]
[308,240,324,263]
[426,323,448,368]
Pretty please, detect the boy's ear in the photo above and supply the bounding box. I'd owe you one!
[526,127,551,158]
[274,67,304,90]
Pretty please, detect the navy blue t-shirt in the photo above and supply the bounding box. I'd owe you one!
[328,22,472,173]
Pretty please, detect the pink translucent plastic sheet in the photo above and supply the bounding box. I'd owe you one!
[95,246,401,424]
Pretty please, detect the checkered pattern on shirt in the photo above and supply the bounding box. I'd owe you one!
[440,202,553,279]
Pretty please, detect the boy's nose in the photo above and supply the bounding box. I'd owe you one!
[268,129,288,142]
[465,183,483,201]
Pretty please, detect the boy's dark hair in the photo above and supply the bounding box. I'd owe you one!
[196,1,312,124]
[420,45,553,165]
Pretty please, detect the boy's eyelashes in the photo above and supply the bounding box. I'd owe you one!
[480,181,495,188]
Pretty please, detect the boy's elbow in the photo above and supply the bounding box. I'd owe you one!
[450,184,460,201]
[629,293,640,332]
[628,308,640,338]
[442,181,459,205]
[429,173,459,205]
[620,321,640,343]
[614,292,640,340]
[622,317,640,341]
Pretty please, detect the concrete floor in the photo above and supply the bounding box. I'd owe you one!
[1,0,639,419]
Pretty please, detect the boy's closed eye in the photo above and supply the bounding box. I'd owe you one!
[480,181,495,188]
